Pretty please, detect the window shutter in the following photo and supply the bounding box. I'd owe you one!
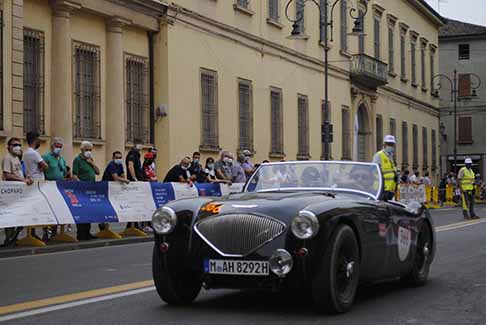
[402,122,409,167]
[201,69,219,149]
[458,74,471,98]
[412,124,418,169]
[342,108,351,160]
[422,127,428,169]
[431,129,437,170]
[376,115,383,151]
[298,95,309,158]
[340,0,347,51]
[458,116,472,143]
[374,17,380,59]
[238,80,253,151]
[388,27,394,73]
[400,33,406,79]
[270,89,283,154]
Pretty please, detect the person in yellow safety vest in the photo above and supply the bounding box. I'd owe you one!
[372,135,399,201]
[458,158,479,220]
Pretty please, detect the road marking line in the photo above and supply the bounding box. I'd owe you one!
[0,280,154,317]
[436,219,486,232]
[0,286,155,322]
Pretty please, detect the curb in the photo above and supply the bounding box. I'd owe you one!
[0,236,154,259]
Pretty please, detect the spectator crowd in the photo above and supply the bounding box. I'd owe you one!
[1,133,263,246]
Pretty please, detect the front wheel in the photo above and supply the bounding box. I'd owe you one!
[312,224,360,314]
[152,245,202,305]
[402,221,433,286]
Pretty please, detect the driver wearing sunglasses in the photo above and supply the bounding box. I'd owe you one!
[349,166,375,192]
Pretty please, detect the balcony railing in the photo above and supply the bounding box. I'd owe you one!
[350,54,388,89]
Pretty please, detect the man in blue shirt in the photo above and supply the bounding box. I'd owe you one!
[102,151,129,183]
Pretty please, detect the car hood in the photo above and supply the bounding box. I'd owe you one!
[198,191,335,224]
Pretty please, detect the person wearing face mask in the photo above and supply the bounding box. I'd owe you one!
[189,151,207,183]
[72,141,100,240]
[43,138,67,181]
[204,157,217,182]
[102,151,129,183]
[142,152,157,182]
[458,158,478,220]
[164,156,193,185]
[241,149,255,178]
[372,135,398,201]
[214,151,233,183]
[23,131,48,181]
[2,137,33,246]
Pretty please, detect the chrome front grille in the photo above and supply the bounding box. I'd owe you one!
[194,214,286,257]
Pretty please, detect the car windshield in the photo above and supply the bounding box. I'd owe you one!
[245,161,382,199]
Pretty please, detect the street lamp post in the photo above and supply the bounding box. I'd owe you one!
[432,70,481,173]
[285,0,368,160]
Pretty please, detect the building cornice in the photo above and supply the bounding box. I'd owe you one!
[381,86,440,116]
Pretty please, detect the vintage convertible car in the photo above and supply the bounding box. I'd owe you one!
[151,161,435,313]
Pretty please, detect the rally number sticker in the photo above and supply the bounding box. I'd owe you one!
[398,226,412,262]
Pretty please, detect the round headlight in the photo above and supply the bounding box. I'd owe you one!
[291,210,319,240]
[152,207,177,235]
[269,249,293,277]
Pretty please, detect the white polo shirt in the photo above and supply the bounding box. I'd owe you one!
[23,147,45,180]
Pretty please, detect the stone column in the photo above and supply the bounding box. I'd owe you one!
[105,17,129,158]
[50,0,80,164]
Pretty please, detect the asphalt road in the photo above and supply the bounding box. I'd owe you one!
[1,206,486,325]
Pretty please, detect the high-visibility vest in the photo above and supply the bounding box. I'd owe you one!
[459,167,475,191]
[378,150,397,192]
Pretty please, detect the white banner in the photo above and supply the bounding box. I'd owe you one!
[0,182,58,228]
[399,184,426,206]
[108,182,157,222]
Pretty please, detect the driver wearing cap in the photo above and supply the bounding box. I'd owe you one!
[372,135,398,201]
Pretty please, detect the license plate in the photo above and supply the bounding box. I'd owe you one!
[204,259,269,276]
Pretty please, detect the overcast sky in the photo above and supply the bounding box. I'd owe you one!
[424,0,486,26]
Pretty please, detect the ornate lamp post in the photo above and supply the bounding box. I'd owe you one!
[432,70,481,173]
[285,0,369,160]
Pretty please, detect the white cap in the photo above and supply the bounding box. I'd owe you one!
[384,135,396,144]
[465,158,473,164]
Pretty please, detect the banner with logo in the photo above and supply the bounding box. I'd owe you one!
[0,181,244,227]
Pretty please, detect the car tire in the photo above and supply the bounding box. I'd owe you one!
[152,245,202,305]
[312,224,360,314]
[402,221,432,287]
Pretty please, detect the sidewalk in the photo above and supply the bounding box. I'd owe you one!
[0,223,153,259]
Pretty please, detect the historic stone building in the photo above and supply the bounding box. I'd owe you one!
[438,18,486,177]
[0,0,443,179]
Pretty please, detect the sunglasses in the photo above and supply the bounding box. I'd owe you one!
[11,143,21,147]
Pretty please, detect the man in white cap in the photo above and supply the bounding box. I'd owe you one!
[457,158,478,220]
[372,135,398,200]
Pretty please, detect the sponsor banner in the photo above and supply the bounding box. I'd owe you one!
[149,182,176,209]
[0,181,245,227]
[0,182,58,228]
[399,184,426,206]
[56,181,118,224]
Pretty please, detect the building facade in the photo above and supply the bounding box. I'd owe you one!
[0,0,442,180]
[438,19,486,177]
[0,0,165,168]
[155,0,442,178]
